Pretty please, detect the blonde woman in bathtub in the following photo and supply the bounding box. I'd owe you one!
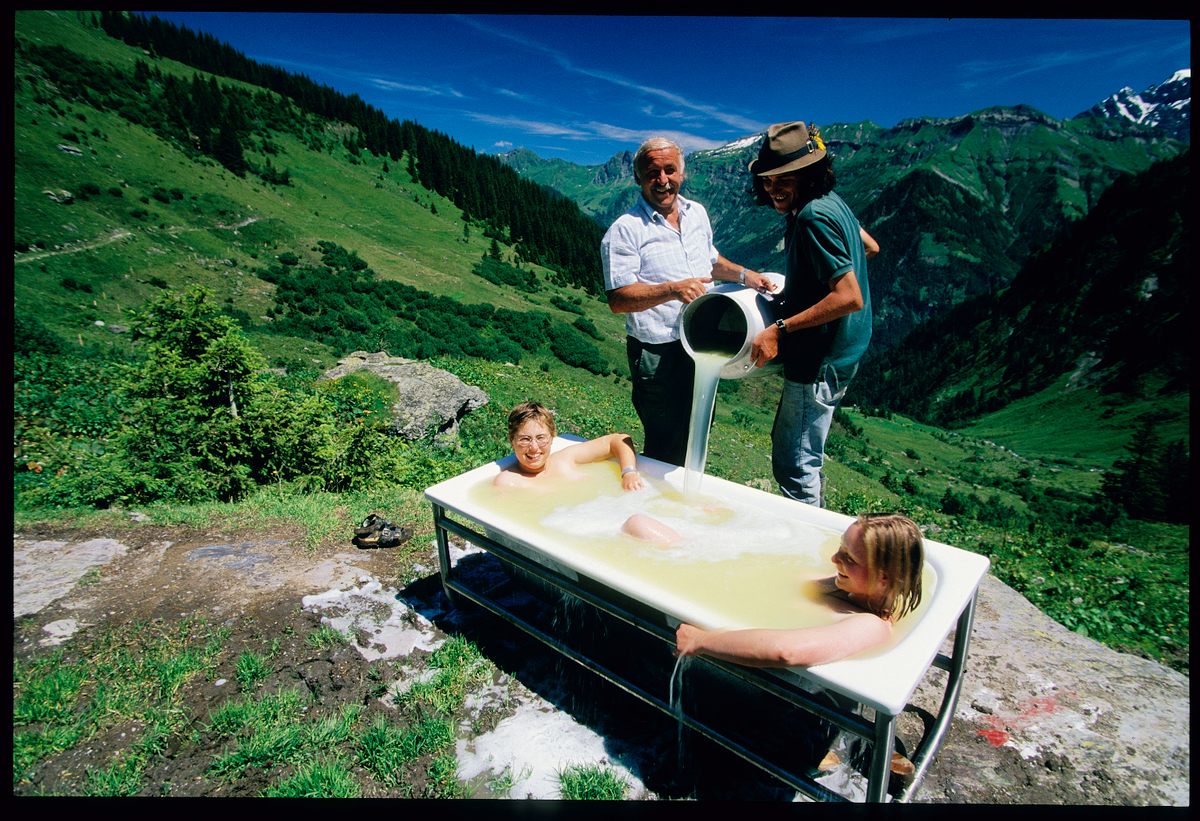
[494,401,684,544]
[674,513,923,667]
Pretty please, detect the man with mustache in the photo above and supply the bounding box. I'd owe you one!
[601,137,773,466]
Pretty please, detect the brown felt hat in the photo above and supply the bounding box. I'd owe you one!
[748,121,826,176]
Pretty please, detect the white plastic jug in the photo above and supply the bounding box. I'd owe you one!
[678,273,785,379]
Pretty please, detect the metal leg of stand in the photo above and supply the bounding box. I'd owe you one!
[895,590,979,801]
[865,710,898,803]
[431,504,457,607]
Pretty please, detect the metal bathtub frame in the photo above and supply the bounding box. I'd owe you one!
[431,502,978,803]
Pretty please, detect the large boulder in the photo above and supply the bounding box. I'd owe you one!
[906,573,1189,804]
[320,351,488,442]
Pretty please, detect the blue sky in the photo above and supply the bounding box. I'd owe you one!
[147,13,1190,166]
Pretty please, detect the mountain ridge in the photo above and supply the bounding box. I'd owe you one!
[1077,68,1191,142]
[497,82,1188,353]
[853,150,1190,432]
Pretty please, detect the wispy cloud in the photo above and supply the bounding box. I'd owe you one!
[465,113,591,138]
[571,65,764,132]
[494,87,534,102]
[456,15,764,133]
[960,36,1187,85]
[465,111,726,153]
[248,55,466,99]
[846,19,955,45]
[369,78,464,97]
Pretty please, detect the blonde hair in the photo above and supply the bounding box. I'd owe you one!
[858,513,924,620]
[506,401,556,442]
[633,137,684,182]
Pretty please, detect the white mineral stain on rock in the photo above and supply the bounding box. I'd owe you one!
[301,578,441,661]
[455,699,645,799]
[13,538,128,617]
[40,618,85,646]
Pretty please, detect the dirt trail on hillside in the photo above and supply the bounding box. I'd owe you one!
[14,228,133,264]
[14,216,261,266]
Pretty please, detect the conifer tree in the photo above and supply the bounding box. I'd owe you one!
[214,120,247,176]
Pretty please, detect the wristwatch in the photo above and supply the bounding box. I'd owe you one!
[775,318,787,335]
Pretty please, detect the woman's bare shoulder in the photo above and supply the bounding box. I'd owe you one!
[805,576,868,615]
[493,469,527,488]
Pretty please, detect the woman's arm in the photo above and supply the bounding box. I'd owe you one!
[675,613,891,668]
[559,433,644,490]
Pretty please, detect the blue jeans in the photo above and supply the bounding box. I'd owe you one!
[771,362,857,507]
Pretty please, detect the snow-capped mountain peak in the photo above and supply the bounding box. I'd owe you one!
[1078,68,1190,142]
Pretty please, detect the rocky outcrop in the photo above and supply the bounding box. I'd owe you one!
[592,150,634,185]
[320,351,488,442]
[908,573,1189,804]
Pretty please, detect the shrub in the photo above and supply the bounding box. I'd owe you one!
[13,314,67,356]
[60,276,94,293]
[473,257,540,293]
[572,316,603,340]
[22,287,356,506]
[548,323,609,375]
[550,295,584,315]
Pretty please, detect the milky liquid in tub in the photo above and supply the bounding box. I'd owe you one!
[465,460,936,649]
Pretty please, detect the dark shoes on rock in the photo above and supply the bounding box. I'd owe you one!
[353,513,412,549]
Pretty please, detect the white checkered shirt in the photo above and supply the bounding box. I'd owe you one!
[600,194,719,344]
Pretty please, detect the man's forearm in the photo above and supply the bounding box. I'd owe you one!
[608,277,710,313]
[776,272,863,332]
[710,255,743,282]
[606,282,676,314]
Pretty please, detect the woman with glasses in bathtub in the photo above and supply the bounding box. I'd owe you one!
[675,513,924,667]
[495,401,684,544]
[494,401,645,489]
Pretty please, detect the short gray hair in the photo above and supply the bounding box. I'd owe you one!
[633,137,684,182]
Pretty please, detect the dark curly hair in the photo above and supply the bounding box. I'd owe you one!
[751,155,836,208]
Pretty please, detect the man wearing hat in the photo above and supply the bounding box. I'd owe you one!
[747,121,876,506]
[601,136,774,466]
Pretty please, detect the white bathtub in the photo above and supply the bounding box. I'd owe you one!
[425,437,990,801]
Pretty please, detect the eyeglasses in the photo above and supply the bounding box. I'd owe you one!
[514,434,551,448]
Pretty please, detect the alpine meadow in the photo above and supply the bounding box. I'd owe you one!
[12,10,1189,799]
